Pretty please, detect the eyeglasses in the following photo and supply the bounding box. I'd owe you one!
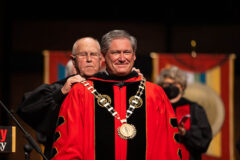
[75,52,99,58]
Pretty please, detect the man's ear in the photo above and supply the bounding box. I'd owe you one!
[71,55,77,68]
[100,53,105,62]
[71,55,75,60]
[99,53,106,71]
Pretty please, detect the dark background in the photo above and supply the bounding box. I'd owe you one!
[0,0,240,159]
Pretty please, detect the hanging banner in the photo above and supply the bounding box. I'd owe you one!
[43,50,72,84]
[151,53,235,160]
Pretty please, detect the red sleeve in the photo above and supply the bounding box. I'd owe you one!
[161,88,182,159]
[146,82,182,160]
[51,83,85,160]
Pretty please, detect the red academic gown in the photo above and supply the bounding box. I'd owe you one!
[51,72,181,160]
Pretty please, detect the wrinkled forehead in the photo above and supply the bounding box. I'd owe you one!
[76,42,100,53]
[76,45,100,53]
[108,38,133,50]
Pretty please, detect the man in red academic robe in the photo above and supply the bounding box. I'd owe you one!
[51,30,182,160]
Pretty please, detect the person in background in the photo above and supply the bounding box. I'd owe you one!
[65,59,77,77]
[17,37,102,159]
[51,30,181,160]
[157,66,212,160]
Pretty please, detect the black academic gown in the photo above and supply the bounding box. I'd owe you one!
[17,76,69,159]
[172,97,213,160]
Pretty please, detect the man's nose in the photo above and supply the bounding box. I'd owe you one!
[86,54,92,62]
[119,52,125,61]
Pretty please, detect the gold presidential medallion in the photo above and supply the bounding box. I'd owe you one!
[117,123,136,140]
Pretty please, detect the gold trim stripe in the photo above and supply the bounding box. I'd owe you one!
[12,126,16,152]
[150,52,159,82]
[43,50,50,84]
[229,54,235,160]
[205,66,221,157]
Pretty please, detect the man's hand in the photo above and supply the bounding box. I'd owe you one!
[61,75,85,95]
[132,67,143,77]
[178,122,186,135]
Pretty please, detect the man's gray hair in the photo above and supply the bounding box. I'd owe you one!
[101,30,137,55]
[156,66,187,90]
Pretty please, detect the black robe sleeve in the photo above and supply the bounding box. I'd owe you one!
[181,102,213,155]
[16,78,67,135]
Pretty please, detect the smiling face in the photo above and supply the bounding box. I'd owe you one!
[72,38,102,77]
[105,38,136,76]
